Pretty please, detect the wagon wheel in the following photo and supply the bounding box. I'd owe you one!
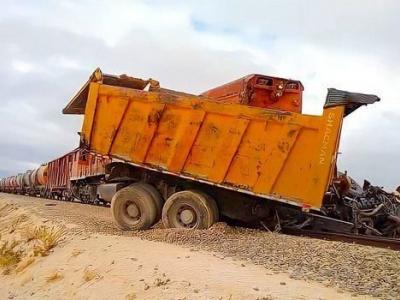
[162,190,219,229]
[80,196,88,204]
[111,184,158,230]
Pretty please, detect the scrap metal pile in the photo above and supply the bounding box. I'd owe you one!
[323,177,400,238]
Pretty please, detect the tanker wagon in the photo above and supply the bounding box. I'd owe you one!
[63,68,379,232]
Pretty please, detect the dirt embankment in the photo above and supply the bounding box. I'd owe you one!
[0,193,396,299]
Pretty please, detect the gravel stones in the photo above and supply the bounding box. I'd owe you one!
[134,224,400,299]
[3,194,400,299]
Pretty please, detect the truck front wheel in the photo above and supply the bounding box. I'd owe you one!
[111,184,158,230]
[162,190,219,229]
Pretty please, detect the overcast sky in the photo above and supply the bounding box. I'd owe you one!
[0,0,399,190]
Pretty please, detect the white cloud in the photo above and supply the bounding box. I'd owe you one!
[48,55,82,70]
[11,60,35,73]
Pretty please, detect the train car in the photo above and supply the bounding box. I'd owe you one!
[3,177,10,192]
[44,148,109,203]
[28,166,47,197]
[201,74,303,113]
[9,176,17,193]
[69,149,111,203]
[5,177,11,192]
[2,178,8,192]
[22,170,33,194]
[2,176,13,193]
[0,178,4,192]
[17,175,24,193]
[0,148,109,204]
[46,151,75,200]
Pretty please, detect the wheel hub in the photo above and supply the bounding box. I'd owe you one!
[127,203,139,218]
[180,209,195,225]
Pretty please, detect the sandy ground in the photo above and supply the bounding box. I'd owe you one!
[0,193,375,299]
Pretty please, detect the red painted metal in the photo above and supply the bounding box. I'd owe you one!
[70,150,111,181]
[201,74,304,113]
[46,148,110,193]
[47,151,74,192]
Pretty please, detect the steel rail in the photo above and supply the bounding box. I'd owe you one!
[2,191,400,251]
[282,228,400,251]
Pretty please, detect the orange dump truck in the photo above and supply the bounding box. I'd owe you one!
[63,69,379,231]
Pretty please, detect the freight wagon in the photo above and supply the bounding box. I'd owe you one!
[69,148,112,203]
[46,150,74,200]
[0,149,110,205]
[60,68,400,238]
[28,165,48,196]
[42,148,110,203]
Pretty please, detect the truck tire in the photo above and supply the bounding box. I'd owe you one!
[111,184,157,230]
[131,182,164,223]
[162,190,219,229]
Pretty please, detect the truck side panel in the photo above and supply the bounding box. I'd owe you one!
[80,83,344,209]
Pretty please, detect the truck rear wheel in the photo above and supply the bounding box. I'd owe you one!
[162,190,219,229]
[131,182,164,223]
[111,184,157,230]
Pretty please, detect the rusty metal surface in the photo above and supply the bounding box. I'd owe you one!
[322,176,400,238]
[70,150,110,181]
[325,88,380,116]
[47,151,74,190]
[29,166,47,186]
[201,74,304,113]
[36,165,48,186]
[45,148,108,189]
[63,68,160,115]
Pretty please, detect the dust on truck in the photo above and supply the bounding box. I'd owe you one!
[63,68,379,231]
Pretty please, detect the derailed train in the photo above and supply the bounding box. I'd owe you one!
[0,164,48,197]
[0,148,110,204]
[1,70,400,239]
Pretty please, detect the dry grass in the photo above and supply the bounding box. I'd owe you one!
[125,292,137,300]
[0,203,65,275]
[24,226,65,256]
[0,240,22,268]
[46,271,64,283]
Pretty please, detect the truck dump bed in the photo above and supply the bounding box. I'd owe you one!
[64,69,378,210]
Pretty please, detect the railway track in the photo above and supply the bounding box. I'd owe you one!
[2,192,109,207]
[282,228,400,251]
[7,192,400,252]
[48,195,109,207]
